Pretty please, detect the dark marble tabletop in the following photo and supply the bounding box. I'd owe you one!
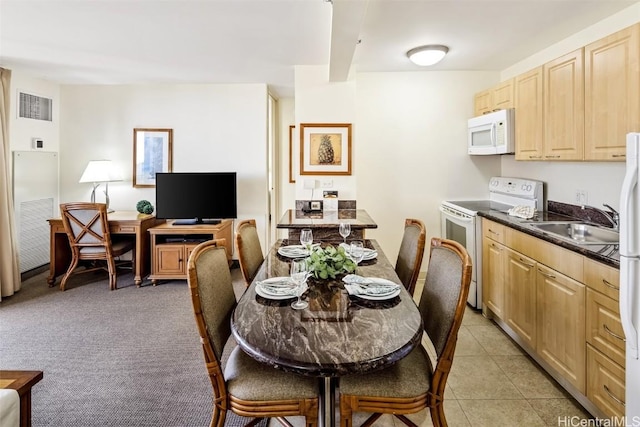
[230,239,423,377]
[276,209,378,230]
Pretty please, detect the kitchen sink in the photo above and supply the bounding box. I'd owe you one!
[529,222,619,245]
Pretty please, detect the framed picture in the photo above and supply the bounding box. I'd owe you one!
[133,128,173,188]
[300,123,352,176]
[288,125,296,183]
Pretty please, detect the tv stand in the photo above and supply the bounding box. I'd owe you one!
[172,218,221,225]
[148,219,233,284]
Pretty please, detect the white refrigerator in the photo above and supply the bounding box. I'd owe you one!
[620,132,640,423]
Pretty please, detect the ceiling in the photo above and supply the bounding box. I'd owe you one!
[1,0,638,98]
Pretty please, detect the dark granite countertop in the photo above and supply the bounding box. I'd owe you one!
[477,209,620,269]
[276,209,378,230]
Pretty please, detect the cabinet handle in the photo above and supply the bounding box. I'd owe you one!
[603,385,625,406]
[545,155,561,159]
[612,154,626,158]
[490,243,502,251]
[537,268,555,279]
[603,324,626,342]
[488,229,500,236]
[602,278,619,290]
[528,155,542,159]
[519,258,535,268]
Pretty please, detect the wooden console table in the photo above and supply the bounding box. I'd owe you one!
[148,219,233,284]
[47,211,161,287]
[0,370,43,427]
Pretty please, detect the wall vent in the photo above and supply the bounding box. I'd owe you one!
[19,91,53,121]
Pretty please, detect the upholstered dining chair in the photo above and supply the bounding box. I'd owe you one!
[59,202,135,291]
[394,218,427,295]
[339,237,472,427]
[235,219,264,287]
[186,239,319,427]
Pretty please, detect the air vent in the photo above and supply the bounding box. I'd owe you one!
[19,91,53,121]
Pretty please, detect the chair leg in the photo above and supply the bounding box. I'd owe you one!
[106,257,117,290]
[210,405,226,427]
[60,256,79,291]
[429,403,447,427]
[339,395,353,427]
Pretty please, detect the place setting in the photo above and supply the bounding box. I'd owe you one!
[277,228,319,259]
[342,274,401,301]
[255,259,310,309]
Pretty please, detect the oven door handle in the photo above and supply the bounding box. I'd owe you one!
[439,207,473,222]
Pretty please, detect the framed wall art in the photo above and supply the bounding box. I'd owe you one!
[133,128,173,188]
[300,123,352,176]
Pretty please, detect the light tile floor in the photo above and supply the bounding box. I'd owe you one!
[233,271,593,427]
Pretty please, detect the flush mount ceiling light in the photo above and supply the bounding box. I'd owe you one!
[407,45,449,66]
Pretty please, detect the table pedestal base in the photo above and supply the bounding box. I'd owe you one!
[319,377,336,427]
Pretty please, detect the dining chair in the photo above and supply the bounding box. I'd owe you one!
[394,218,427,295]
[186,239,319,427]
[59,202,135,291]
[339,237,472,427]
[236,219,264,287]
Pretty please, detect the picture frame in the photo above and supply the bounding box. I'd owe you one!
[288,125,296,183]
[133,128,173,188]
[300,123,352,176]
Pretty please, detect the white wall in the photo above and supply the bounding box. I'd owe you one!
[277,97,295,239]
[499,3,640,211]
[59,83,270,254]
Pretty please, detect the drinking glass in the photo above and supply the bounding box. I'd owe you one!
[350,241,365,269]
[300,229,313,249]
[339,222,351,245]
[290,259,309,310]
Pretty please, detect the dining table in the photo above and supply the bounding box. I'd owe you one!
[230,239,424,427]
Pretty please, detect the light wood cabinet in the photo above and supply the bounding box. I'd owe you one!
[587,345,626,419]
[505,248,537,349]
[536,263,586,392]
[514,67,544,160]
[148,220,233,284]
[482,220,507,319]
[473,79,514,116]
[586,288,625,367]
[543,48,584,161]
[585,23,640,161]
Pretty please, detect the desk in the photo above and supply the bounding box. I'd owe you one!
[231,240,422,427]
[277,209,378,242]
[47,211,161,287]
[0,370,43,427]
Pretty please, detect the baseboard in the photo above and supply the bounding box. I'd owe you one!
[21,264,49,282]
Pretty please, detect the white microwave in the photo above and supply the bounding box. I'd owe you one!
[468,108,515,155]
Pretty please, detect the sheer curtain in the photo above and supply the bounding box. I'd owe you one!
[0,67,21,300]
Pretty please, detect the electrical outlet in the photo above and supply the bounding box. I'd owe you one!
[575,190,588,205]
[321,179,333,188]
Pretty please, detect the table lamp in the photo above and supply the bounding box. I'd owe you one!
[79,160,122,213]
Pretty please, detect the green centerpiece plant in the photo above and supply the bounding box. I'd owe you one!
[306,244,356,280]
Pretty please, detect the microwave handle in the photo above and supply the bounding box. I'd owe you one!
[490,122,496,145]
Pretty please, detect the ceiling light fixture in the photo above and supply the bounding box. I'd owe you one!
[407,45,449,66]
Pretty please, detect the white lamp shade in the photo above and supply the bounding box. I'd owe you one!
[79,160,122,183]
[407,45,449,66]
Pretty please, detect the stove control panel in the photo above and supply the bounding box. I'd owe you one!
[489,177,544,210]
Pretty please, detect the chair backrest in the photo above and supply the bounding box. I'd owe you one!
[418,238,472,361]
[236,219,264,286]
[395,218,427,294]
[60,202,112,258]
[187,239,236,363]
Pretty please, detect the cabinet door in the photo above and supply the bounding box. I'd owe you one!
[536,264,586,393]
[543,49,584,160]
[474,89,493,116]
[587,345,626,419]
[483,238,506,319]
[505,248,537,348]
[585,23,640,160]
[155,245,186,275]
[515,67,544,160]
[586,288,625,367]
[493,79,514,110]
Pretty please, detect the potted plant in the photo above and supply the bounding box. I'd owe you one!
[306,244,357,280]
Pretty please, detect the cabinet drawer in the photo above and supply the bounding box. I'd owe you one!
[584,258,620,301]
[483,219,506,244]
[586,288,625,367]
[587,344,625,419]
[111,225,137,234]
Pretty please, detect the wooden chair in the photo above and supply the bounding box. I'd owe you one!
[59,202,135,291]
[339,237,472,427]
[394,218,427,295]
[187,239,319,427]
[236,219,264,287]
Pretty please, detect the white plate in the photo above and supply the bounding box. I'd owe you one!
[348,286,401,300]
[339,243,377,261]
[277,245,314,258]
[255,283,306,300]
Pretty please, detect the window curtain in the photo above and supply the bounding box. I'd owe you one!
[0,67,20,300]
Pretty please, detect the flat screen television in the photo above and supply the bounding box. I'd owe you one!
[155,172,237,225]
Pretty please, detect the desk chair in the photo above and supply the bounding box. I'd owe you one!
[59,202,135,291]
[339,238,472,427]
[187,239,319,427]
[236,219,264,287]
[395,218,427,295]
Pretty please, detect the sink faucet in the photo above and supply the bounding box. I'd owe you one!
[581,204,619,231]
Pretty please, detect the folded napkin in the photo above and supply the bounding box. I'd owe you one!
[256,277,307,297]
[344,284,398,296]
[256,277,295,288]
[343,274,399,287]
[342,275,400,297]
[339,243,378,259]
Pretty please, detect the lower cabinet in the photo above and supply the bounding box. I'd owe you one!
[481,218,624,419]
[154,243,199,277]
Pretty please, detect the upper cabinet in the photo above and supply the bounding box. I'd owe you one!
[473,79,514,116]
[584,23,640,161]
[475,23,640,162]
